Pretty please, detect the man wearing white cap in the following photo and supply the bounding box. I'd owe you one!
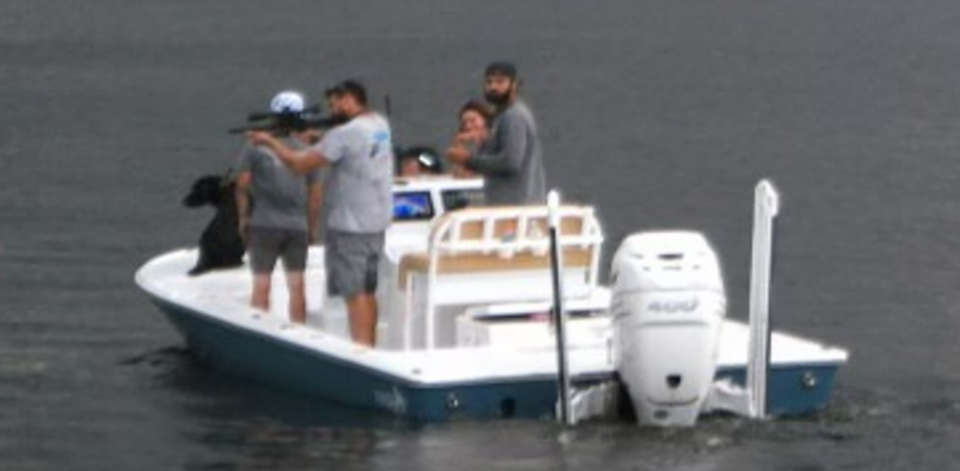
[235,90,323,325]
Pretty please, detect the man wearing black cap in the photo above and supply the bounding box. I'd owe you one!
[448,61,546,205]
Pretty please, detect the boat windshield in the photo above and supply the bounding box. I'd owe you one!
[390,178,484,222]
[393,191,434,221]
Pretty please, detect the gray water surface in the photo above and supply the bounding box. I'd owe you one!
[2,1,959,469]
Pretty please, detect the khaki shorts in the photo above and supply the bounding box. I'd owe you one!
[325,230,385,297]
[247,226,308,274]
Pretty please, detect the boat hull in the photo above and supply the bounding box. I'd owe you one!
[148,294,843,422]
[152,296,563,421]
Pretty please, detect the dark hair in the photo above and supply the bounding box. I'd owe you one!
[458,100,494,129]
[484,61,518,79]
[397,146,443,174]
[331,79,367,106]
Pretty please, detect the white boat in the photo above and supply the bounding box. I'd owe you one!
[135,176,848,424]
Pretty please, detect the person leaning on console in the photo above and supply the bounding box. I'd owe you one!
[397,146,444,178]
[447,61,546,206]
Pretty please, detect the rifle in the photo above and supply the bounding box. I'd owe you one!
[245,104,322,122]
[228,108,347,135]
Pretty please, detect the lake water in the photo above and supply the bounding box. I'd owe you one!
[2,0,959,469]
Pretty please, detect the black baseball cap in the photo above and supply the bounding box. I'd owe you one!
[485,61,518,79]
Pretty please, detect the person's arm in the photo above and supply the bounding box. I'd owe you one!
[447,128,487,162]
[447,132,480,177]
[465,113,526,176]
[247,131,330,174]
[235,170,252,242]
[299,129,323,146]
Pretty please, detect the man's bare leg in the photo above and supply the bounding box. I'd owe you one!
[286,272,306,324]
[251,273,271,313]
[347,292,377,347]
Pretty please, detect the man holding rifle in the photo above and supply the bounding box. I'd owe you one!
[247,80,393,347]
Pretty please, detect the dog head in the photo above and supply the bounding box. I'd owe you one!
[183,175,228,208]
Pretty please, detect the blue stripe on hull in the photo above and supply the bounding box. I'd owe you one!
[715,364,840,416]
[153,297,563,421]
[151,297,840,422]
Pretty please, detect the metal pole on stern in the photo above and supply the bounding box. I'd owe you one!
[747,179,780,419]
[548,190,573,426]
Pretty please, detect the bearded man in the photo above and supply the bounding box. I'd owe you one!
[448,61,546,205]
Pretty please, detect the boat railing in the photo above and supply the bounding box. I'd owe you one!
[396,204,604,350]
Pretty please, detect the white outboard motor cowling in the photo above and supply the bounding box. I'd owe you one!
[610,231,726,427]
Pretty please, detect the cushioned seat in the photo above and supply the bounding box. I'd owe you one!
[396,204,604,350]
[398,248,594,290]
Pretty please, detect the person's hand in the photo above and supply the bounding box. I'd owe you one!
[470,128,488,143]
[453,131,475,146]
[456,129,487,145]
[453,132,470,145]
[246,130,272,146]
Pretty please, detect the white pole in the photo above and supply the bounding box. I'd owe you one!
[547,190,573,426]
[747,179,779,419]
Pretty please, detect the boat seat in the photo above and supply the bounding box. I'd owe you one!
[398,206,596,288]
[398,247,594,290]
[397,204,604,350]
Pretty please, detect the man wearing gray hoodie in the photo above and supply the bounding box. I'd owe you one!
[449,61,546,205]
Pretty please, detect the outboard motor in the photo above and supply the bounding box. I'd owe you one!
[610,231,726,427]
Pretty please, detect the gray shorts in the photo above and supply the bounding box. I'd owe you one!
[325,230,385,297]
[247,226,309,274]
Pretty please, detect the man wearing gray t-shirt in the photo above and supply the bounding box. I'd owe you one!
[448,61,546,206]
[236,91,322,325]
[247,80,393,347]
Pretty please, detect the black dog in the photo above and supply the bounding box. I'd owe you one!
[183,173,245,276]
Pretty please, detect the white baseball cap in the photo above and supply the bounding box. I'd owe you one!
[269,91,306,114]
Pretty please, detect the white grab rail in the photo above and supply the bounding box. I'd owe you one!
[747,179,780,419]
[403,204,604,350]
